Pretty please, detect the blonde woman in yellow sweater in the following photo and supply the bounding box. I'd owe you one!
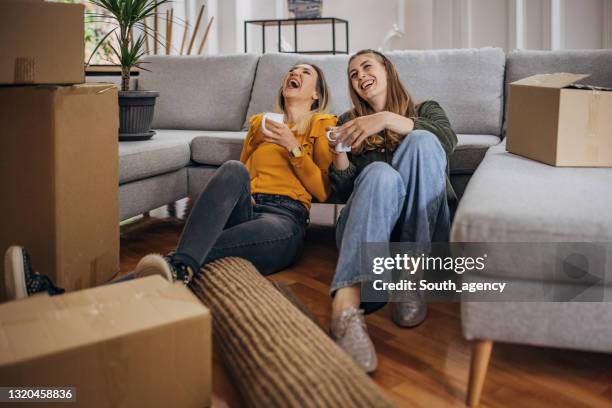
[128,62,337,283]
[5,63,336,299]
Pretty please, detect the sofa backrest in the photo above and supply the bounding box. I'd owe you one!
[503,49,612,137]
[506,49,612,87]
[139,54,259,131]
[243,48,507,135]
[243,53,351,129]
[388,48,506,136]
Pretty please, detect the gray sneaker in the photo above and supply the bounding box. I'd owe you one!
[392,291,428,328]
[330,307,378,373]
[392,267,428,328]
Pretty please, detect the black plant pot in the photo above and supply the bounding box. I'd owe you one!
[118,90,159,141]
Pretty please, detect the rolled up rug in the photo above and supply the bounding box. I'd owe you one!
[190,257,395,408]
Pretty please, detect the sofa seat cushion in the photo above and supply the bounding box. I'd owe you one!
[119,130,203,184]
[190,131,247,166]
[450,134,500,175]
[452,140,612,243]
[452,141,612,284]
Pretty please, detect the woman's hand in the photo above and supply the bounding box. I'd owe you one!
[326,126,350,170]
[262,119,300,151]
[337,111,415,149]
[337,112,388,149]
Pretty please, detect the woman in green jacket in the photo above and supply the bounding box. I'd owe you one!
[327,49,457,373]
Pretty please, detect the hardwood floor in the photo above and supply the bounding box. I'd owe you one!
[120,215,612,408]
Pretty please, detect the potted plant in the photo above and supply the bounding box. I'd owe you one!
[87,0,170,141]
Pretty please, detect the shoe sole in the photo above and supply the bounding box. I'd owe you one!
[134,254,173,282]
[4,246,28,300]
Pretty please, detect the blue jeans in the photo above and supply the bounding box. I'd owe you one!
[331,130,450,309]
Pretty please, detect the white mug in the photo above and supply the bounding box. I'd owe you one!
[261,112,284,133]
[326,127,351,152]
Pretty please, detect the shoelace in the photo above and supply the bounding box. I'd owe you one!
[165,253,193,284]
[333,308,366,339]
[22,251,65,296]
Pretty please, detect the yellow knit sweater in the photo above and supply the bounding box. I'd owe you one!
[240,113,336,209]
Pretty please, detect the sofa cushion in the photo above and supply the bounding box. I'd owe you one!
[139,55,260,131]
[119,130,203,184]
[243,53,351,129]
[452,141,612,286]
[190,131,247,165]
[450,134,500,175]
[506,49,612,88]
[452,140,612,243]
[388,48,506,136]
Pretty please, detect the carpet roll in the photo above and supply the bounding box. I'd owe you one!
[190,257,395,408]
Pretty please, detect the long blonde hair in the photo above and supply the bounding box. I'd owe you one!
[347,49,417,153]
[275,62,330,134]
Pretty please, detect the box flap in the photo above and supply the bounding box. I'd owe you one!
[511,73,591,89]
[566,83,612,92]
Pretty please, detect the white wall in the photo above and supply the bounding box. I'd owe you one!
[200,0,612,55]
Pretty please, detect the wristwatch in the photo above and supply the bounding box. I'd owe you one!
[289,145,303,158]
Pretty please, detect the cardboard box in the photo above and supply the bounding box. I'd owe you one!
[0,84,119,301]
[0,0,84,84]
[0,276,212,408]
[507,73,612,167]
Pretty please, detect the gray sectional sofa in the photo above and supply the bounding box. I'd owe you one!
[119,47,506,220]
[118,48,612,406]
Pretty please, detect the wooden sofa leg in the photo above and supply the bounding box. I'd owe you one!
[467,339,493,407]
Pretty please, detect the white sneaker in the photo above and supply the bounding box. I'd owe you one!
[133,254,186,283]
[4,246,64,300]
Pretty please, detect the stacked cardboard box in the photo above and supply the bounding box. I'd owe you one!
[0,84,120,299]
[0,276,212,408]
[0,5,213,407]
[507,73,612,167]
[0,0,85,85]
[0,1,119,300]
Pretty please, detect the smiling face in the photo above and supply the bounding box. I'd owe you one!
[282,64,320,105]
[348,53,388,105]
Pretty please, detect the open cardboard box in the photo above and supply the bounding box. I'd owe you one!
[0,276,212,408]
[506,73,612,167]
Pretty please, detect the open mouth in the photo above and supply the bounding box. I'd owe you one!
[288,78,301,89]
[360,79,375,91]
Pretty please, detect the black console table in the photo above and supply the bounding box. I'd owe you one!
[244,17,349,55]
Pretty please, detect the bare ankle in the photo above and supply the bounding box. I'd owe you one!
[332,285,361,317]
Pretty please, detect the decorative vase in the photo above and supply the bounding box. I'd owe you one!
[287,0,323,19]
[117,90,159,141]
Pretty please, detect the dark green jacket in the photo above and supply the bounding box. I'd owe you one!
[328,100,457,203]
